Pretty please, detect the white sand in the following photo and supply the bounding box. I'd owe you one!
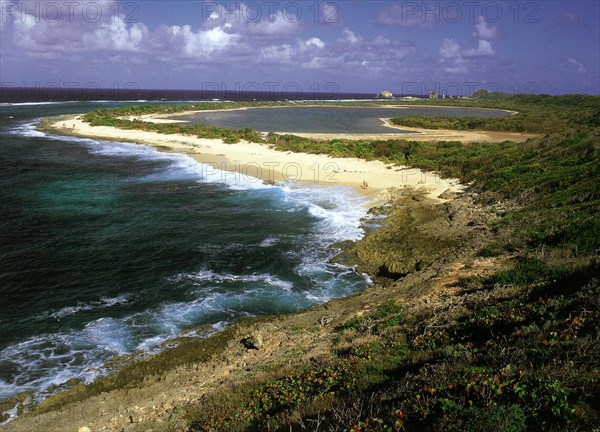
[52,115,466,204]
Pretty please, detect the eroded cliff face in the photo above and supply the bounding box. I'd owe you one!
[341,187,495,286]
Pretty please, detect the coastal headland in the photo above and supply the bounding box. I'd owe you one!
[4,95,598,431]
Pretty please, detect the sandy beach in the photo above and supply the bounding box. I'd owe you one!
[50,115,467,204]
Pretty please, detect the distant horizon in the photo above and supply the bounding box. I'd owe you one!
[1,85,598,104]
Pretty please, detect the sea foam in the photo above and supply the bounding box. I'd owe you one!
[0,120,372,409]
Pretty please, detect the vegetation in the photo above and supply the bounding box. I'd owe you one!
[178,270,598,431]
[184,92,598,431]
[390,92,599,134]
[31,92,599,430]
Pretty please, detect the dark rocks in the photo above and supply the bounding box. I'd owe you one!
[241,331,263,350]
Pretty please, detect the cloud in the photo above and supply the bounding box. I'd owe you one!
[568,58,586,74]
[322,32,415,73]
[305,37,325,48]
[244,10,300,37]
[11,0,149,55]
[473,16,497,40]
[377,3,434,29]
[259,43,294,64]
[439,38,461,59]
[438,38,494,74]
[4,1,414,79]
[203,3,300,38]
[438,38,469,74]
[463,40,495,58]
[167,25,239,58]
[83,20,148,52]
[438,16,497,73]
[444,60,469,74]
[341,28,361,44]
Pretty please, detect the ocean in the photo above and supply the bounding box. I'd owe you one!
[0,100,372,411]
[0,94,508,417]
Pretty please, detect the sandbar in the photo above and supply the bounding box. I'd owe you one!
[50,115,466,204]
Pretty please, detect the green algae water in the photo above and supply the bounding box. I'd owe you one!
[0,103,371,414]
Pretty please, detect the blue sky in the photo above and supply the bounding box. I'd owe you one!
[1,1,598,95]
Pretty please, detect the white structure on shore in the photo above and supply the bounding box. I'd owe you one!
[378,90,394,99]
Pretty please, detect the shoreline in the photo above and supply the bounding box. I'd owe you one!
[47,115,465,205]
[2,185,497,432]
[4,95,595,431]
[143,104,527,143]
[140,106,533,144]
[0,109,512,429]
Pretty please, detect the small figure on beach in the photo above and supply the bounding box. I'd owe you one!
[361,180,368,190]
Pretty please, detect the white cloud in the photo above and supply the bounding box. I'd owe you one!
[245,10,300,37]
[169,25,238,58]
[439,38,462,59]
[305,37,325,48]
[464,39,495,58]
[438,16,497,73]
[83,20,148,52]
[445,60,469,74]
[568,58,586,74]
[377,3,434,29]
[11,0,149,55]
[342,28,361,44]
[439,39,469,74]
[260,43,293,63]
[4,1,413,77]
[302,57,326,70]
[473,16,497,40]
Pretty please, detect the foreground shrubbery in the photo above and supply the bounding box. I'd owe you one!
[182,267,598,431]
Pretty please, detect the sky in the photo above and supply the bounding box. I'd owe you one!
[1,0,599,96]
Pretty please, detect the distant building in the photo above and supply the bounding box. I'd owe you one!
[378,90,394,99]
[429,90,438,99]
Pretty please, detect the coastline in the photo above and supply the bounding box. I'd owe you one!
[4,94,597,431]
[2,185,497,432]
[132,107,534,144]
[0,110,505,430]
[47,115,465,205]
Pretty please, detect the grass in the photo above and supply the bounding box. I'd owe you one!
[13,91,599,431]
[179,265,599,431]
[84,93,599,256]
[170,92,599,430]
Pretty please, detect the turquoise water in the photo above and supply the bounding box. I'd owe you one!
[0,103,371,408]
[174,105,509,134]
